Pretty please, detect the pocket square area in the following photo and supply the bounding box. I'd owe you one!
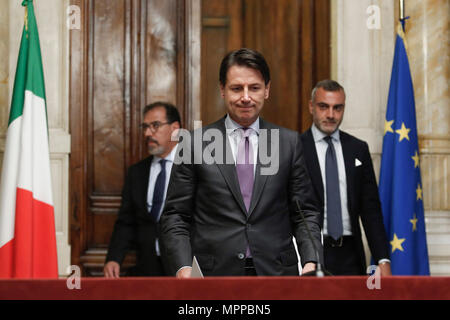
[355,158,362,167]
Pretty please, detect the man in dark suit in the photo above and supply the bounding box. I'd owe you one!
[103,102,181,277]
[300,80,391,276]
[160,48,322,277]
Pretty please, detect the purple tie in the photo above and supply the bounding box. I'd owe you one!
[236,128,254,258]
[236,128,254,212]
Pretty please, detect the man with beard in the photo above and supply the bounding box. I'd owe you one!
[300,80,391,276]
[104,102,181,277]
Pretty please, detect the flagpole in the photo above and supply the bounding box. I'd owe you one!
[399,0,405,20]
[399,0,406,31]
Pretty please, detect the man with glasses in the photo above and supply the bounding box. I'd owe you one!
[104,102,181,277]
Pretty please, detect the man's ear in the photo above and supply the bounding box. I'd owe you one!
[170,122,181,142]
[308,100,314,115]
[220,84,225,98]
[171,121,181,130]
[264,81,271,99]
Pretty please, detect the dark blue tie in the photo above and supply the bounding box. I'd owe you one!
[324,136,343,240]
[149,159,167,222]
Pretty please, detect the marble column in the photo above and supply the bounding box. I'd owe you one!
[332,0,395,165]
[0,1,9,142]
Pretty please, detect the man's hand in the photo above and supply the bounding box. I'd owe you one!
[104,261,121,278]
[176,267,192,278]
[302,262,316,275]
[378,262,392,276]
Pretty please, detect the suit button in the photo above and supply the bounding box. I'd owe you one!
[237,253,245,260]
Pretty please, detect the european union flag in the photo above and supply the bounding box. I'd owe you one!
[379,23,430,275]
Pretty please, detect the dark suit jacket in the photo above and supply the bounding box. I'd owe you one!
[160,117,322,276]
[106,156,165,276]
[300,128,390,273]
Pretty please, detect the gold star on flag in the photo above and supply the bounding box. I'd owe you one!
[411,151,420,168]
[384,119,394,135]
[410,214,418,232]
[416,183,423,201]
[395,122,411,142]
[390,233,406,253]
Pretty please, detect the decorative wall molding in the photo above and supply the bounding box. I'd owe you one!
[51,154,71,276]
[426,211,450,276]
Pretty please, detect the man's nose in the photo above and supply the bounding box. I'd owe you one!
[241,87,251,103]
[326,108,334,118]
[145,127,153,137]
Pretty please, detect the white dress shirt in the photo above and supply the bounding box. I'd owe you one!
[147,145,178,222]
[146,144,177,256]
[311,124,352,236]
[224,114,259,173]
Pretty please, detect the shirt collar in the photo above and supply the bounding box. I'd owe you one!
[152,143,178,164]
[311,123,340,143]
[225,114,260,135]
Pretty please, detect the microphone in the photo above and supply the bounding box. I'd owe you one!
[295,199,331,277]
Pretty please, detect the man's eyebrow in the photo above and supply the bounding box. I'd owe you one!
[315,102,345,108]
[229,83,262,87]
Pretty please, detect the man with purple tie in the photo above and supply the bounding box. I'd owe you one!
[160,48,321,277]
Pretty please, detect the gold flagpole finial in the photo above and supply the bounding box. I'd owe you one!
[24,6,28,32]
[22,0,30,32]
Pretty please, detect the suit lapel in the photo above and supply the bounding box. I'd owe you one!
[304,129,324,204]
[140,156,153,216]
[208,118,248,215]
[340,132,354,215]
[247,118,269,216]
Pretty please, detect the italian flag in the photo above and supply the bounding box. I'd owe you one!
[0,0,58,278]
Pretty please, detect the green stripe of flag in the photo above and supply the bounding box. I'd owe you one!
[9,0,46,125]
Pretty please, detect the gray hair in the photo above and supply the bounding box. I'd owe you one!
[311,80,345,102]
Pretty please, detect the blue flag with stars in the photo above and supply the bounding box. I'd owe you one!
[379,23,430,275]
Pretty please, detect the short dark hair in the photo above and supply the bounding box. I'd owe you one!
[311,80,345,102]
[143,101,181,126]
[219,48,271,86]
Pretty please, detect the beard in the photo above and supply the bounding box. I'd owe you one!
[315,118,342,135]
[147,137,165,156]
[149,145,165,156]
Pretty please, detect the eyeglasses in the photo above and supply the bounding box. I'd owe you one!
[140,121,170,132]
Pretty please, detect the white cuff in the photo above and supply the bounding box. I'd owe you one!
[378,259,391,265]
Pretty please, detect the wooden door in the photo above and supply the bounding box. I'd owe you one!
[69,0,190,276]
[201,0,330,131]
